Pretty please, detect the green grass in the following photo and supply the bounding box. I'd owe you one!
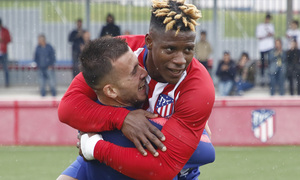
[0,146,78,180]
[0,146,299,180]
[200,146,300,180]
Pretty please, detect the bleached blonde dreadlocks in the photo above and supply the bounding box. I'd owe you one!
[151,0,202,36]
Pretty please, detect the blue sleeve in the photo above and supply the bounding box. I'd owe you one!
[61,156,88,180]
[216,62,222,77]
[183,129,215,169]
[229,62,236,78]
[68,31,76,43]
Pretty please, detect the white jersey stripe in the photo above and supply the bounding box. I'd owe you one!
[133,48,144,57]
[161,105,166,117]
[166,104,171,117]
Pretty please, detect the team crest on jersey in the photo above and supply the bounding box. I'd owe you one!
[155,94,174,117]
[251,109,275,142]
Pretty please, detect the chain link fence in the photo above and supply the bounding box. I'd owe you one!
[0,0,299,86]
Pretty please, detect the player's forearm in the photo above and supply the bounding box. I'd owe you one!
[58,73,129,132]
[93,129,194,180]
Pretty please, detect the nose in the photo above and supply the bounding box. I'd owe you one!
[139,66,148,79]
[173,52,186,67]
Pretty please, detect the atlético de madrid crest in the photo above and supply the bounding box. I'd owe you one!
[155,94,174,118]
[251,109,275,142]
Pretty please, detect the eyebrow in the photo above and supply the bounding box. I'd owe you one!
[131,63,139,75]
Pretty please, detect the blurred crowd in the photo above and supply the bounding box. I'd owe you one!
[196,13,300,97]
[0,14,125,97]
[1,13,300,97]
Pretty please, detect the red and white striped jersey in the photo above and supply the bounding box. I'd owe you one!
[122,34,215,148]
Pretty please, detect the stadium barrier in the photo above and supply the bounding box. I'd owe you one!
[209,97,300,146]
[0,98,300,146]
[0,100,77,146]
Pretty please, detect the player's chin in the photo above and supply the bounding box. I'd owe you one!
[137,92,147,101]
[165,76,181,84]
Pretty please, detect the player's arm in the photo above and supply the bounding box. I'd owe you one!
[68,31,76,43]
[81,76,215,179]
[58,73,166,155]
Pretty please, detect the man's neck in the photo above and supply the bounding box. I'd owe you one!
[97,95,132,108]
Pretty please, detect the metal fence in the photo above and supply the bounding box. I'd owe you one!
[0,0,299,86]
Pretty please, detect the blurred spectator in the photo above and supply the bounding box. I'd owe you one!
[296,52,300,96]
[99,13,121,38]
[195,31,212,70]
[256,13,275,87]
[269,38,286,96]
[34,34,56,97]
[80,30,91,52]
[216,51,236,96]
[68,18,85,78]
[0,18,12,87]
[286,39,300,95]
[235,52,256,96]
[286,20,300,50]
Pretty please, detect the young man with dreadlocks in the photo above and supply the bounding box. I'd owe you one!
[58,0,215,179]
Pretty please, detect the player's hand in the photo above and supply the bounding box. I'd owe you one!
[81,133,102,160]
[78,132,102,161]
[77,132,85,159]
[121,109,166,157]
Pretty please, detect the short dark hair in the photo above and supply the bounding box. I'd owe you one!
[224,51,230,55]
[241,52,249,59]
[266,13,272,19]
[292,20,299,27]
[200,30,206,35]
[38,34,46,39]
[80,37,129,89]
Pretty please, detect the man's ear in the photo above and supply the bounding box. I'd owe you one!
[145,33,153,50]
[103,84,118,99]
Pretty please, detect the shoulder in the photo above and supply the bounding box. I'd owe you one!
[70,30,77,34]
[181,59,215,96]
[35,45,40,51]
[174,59,215,118]
[119,35,146,51]
[256,23,262,28]
[47,44,54,49]
[2,27,8,31]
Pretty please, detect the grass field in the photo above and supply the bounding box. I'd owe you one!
[1,146,299,180]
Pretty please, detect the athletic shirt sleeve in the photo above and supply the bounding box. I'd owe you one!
[93,60,215,180]
[58,72,130,132]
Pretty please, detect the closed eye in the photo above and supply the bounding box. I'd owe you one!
[131,64,138,75]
